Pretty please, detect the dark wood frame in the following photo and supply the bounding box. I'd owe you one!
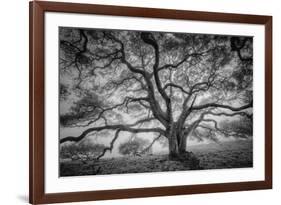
[29,1,272,204]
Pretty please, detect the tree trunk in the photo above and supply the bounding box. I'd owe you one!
[168,132,190,159]
[179,135,187,154]
[168,134,180,159]
[167,123,190,159]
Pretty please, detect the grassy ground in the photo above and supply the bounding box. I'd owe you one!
[60,139,253,177]
[188,139,253,169]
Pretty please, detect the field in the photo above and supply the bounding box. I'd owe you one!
[188,139,253,169]
[60,139,253,177]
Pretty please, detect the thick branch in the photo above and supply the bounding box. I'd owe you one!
[60,123,165,144]
[207,111,252,119]
[192,101,253,111]
[140,32,171,120]
[106,32,168,126]
[140,33,170,101]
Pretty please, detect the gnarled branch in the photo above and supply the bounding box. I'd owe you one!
[96,129,121,160]
[192,101,253,112]
[60,122,165,144]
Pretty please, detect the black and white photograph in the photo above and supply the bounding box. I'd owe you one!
[59,27,253,177]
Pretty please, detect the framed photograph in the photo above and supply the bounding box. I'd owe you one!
[29,1,272,204]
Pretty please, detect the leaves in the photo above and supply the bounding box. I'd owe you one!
[60,142,106,160]
[60,91,104,126]
[59,84,70,101]
[220,117,253,137]
[118,137,149,156]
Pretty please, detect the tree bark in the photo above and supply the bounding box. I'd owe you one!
[179,135,187,154]
[168,134,180,159]
[167,123,181,159]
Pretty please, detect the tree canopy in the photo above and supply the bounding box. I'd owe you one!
[59,27,253,159]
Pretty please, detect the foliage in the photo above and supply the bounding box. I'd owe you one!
[60,91,105,127]
[220,117,253,138]
[59,84,70,100]
[60,142,106,160]
[59,27,253,159]
[118,137,149,156]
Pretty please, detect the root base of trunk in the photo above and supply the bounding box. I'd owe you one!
[168,151,201,169]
